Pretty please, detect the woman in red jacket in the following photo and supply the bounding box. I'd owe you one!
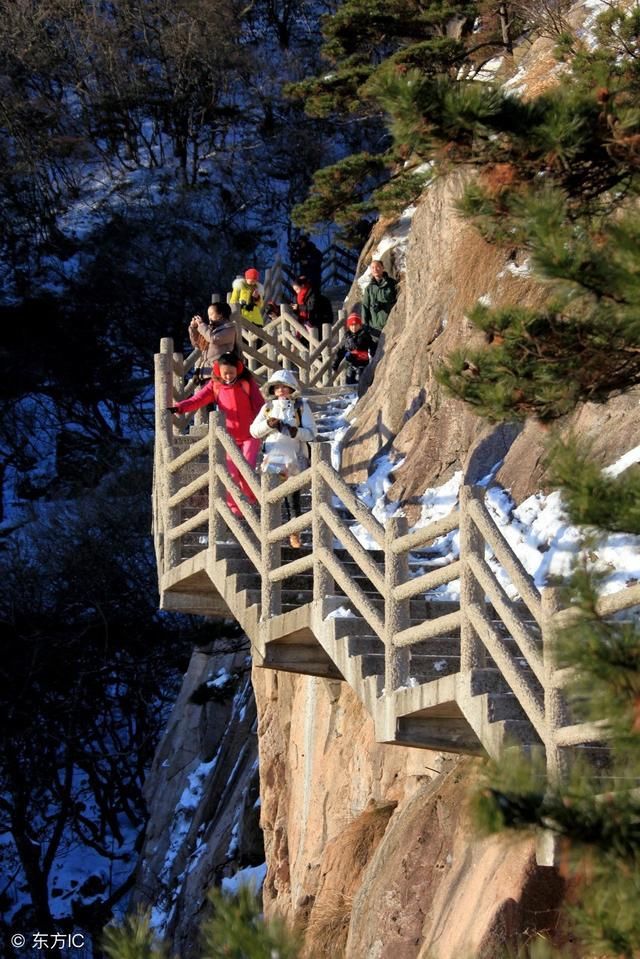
[169,353,264,516]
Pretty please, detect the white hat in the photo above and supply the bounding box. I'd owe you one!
[264,369,300,396]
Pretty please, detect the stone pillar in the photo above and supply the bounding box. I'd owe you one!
[321,322,331,385]
[208,411,225,561]
[542,586,568,786]
[261,471,282,618]
[459,485,486,672]
[384,516,410,693]
[312,443,334,604]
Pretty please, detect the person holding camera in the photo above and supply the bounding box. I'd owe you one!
[250,369,317,548]
[189,301,240,384]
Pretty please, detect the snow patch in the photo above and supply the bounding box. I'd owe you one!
[221,862,267,896]
[326,606,357,619]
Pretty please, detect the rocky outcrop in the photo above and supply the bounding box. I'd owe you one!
[253,668,563,958]
[133,639,263,957]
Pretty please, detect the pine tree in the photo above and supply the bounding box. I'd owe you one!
[102,889,302,959]
[288,0,513,233]
[200,886,301,959]
[103,912,168,959]
[435,4,640,955]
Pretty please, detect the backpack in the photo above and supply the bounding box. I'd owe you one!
[309,294,333,331]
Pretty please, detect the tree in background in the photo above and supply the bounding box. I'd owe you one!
[0,0,335,301]
[429,4,640,955]
[0,458,193,956]
[0,0,338,950]
[288,0,520,239]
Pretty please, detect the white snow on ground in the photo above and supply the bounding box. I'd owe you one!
[149,753,219,933]
[321,390,640,603]
[604,443,640,478]
[348,452,406,548]
[473,56,505,82]
[221,862,267,896]
[578,0,612,47]
[413,472,462,529]
[326,605,357,619]
[498,258,532,279]
[319,393,357,471]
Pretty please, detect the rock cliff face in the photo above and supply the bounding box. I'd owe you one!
[253,669,564,959]
[133,640,263,957]
[136,4,638,955]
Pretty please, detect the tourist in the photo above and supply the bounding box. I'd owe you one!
[250,369,317,548]
[332,312,376,385]
[362,259,397,337]
[168,353,263,516]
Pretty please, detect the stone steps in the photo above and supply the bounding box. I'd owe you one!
[159,396,553,764]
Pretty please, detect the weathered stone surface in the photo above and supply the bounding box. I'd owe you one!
[252,667,454,931]
[497,389,640,504]
[339,173,547,518]
[254,670,564,959]
[133,643,262,958]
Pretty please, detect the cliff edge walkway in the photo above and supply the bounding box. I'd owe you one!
[153,309,639,809]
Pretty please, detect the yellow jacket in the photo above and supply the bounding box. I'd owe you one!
[230,278,264,326]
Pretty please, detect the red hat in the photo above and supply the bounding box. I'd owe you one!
[346,312,362,326]
[244,268,259,282]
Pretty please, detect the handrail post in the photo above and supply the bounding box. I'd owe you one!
[261,472,282,619]
[172,345,183,401]
[321,323,331,385]
[281,314,292,371]
[208,411,225,562]
[384,516,410,692]
[336,309,346,385]
[459,485,486,672]
[542,586,568,786]
[154,343,175,579]
[156,339,175,449]
[312,443,334,604]
[156,341,179,571]
[304,328,315,386]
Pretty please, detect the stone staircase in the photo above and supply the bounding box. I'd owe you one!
[153,336,639,804]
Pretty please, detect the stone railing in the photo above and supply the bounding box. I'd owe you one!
[181,306,346,399]
[153,339,640,787]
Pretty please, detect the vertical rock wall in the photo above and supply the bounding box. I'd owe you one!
[133,641,263,957]
[253,668,564,958]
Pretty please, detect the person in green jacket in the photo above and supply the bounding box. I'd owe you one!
[362,260,397,336]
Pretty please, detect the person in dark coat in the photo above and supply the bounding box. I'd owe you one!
[362,259,397,335]
[291,276,318,340]
[291,236,323,291]
[331,312,376,385]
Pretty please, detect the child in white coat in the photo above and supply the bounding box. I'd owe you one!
[250,369,317,548]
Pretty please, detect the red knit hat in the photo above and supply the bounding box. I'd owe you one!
[346,312,362,327]
[244,268,259,282]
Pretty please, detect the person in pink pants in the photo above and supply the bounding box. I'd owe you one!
[169,352,264,515]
